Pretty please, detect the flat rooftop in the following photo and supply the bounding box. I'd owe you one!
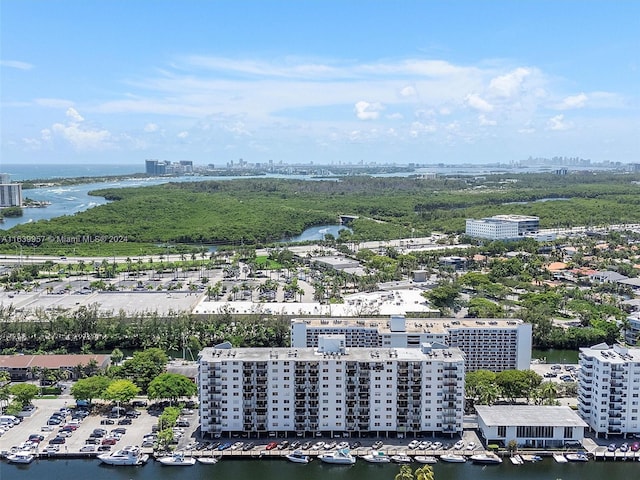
[293,317,524,335]
[476,405,588,427]
[200,345,465,363]
[580,343,640,363]
[195,288,438,317]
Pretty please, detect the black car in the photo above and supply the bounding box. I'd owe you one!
[351,441,362,449]
[97,445,111,451]
[85,437,100,444]
[100,419,115,425]
[112,427,127,434]
[49,436,66,444]
[118,418,132,425]
[242,442,255,451]
[47,418,62,425]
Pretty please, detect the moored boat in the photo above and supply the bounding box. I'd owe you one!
[470,453,502,464]
[362,450,391,463]
[196,456,220,464]
[414,455,438,464]
[285,450,310,464]
[318,448,356,465]
[565,452,589,462]
[157,452,196,466]
[6,451,35,464]
[98,445,149,466]
[391,453,413,464]
[439,453,466,463]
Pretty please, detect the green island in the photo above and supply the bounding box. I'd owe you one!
[2,172,640,256]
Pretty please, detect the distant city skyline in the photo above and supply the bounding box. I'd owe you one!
[1,0,638,166]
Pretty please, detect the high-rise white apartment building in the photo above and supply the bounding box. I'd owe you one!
[198,338,465,438]
[623,313,640,346]
[291,316,532,372]
[577,343,640,437]
[0,183,22,207]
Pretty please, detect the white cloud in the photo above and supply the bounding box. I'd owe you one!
[387,113,403,120]
[29,108,113,151]
[0,60,33,70]
[399,85,417,97]
[488,67,531,98]
[409,121,437,137]
[51,122,111,150]
[547,114,572,131]
[34,98,75,108]
[478,114,497,126]
[556,93,588,110]
[354,101,383,120]
[177,131,189,139]
[144,123,159,132]
[465,94,494,112]
[66,107,85,123]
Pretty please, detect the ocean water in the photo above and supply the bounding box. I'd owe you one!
[0,163,142,181]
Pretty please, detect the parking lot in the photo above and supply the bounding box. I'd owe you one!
[0,397,198,457]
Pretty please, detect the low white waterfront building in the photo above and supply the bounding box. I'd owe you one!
[577,343,640,437]
[198,338,465,439]
[465,215,539,240]
[291,315,532,372]
[476,405,587,448]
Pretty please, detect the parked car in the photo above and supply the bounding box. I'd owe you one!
[80,445,96,452]
[97,445,111,452]
[631,442,640,452]
[100,419,115,425]
[85,437,100,444]
[408,440,420,449]
[265,442,278,450]
[608,443,617,452]
[112,427,127,434]
[102,438,117,446]
[117,418,132,425]
[28,434,44,442]
[176,420,190,427]
[49,437,66,445]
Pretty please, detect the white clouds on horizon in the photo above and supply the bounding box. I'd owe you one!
[0,59,34,70]
[9,54,634,160]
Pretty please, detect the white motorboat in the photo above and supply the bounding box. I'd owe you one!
[318,448,356,465]
[196,456,220,464]
[470,453,502,464]
[6,451,35,464]
[439,453,467,463]
[362,450,391,463]
[157,452,196,466]
[565,452,589,462]
[391,453,413,464]
[98,445,149,466]
[414,455,438,464]
[285,450,310,464]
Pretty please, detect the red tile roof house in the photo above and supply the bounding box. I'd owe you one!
[0,354,110,381]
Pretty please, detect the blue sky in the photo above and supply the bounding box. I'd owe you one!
[1,0,638,166]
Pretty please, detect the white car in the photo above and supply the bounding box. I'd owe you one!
[408,440,420,450]
[311,442,325,450]
[454,440,465,450]
[80,445,96,452]
[419,441,431,450]
[466,442,476,450]
[336,442,349,450]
